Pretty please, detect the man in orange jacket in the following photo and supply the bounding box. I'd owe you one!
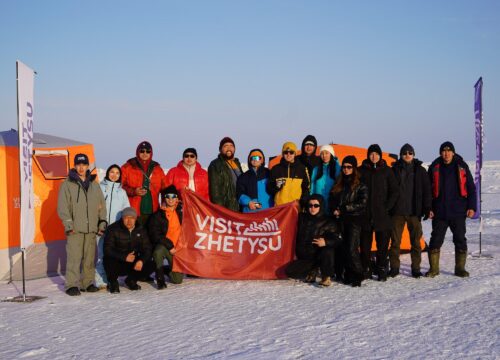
[121,141,166,226]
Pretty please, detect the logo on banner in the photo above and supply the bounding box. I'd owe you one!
[22,102,34,208]
[193,215,282,255]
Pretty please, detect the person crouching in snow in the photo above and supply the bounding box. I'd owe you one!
[236,149,273,212]
[148,185,184,289]
[103,207,152,293]
[285,194,343,287]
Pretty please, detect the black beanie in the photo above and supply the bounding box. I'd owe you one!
[162,185,179,198]
[400,143,415,157]
[439,141,455,153]
[342,155,358,168]
[219,137,235,151]
[183,147,198,158]
[367,144,382,158]
[302,134,318,148]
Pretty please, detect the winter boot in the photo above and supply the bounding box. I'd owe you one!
[156,267,167,290]
[411,270,423,278]
[377,269,387,282]
[454,250,470,277]
[319,276,332,287]
[108,280,120,294]
[389,267,399,278]
[425,249,440,278]
[304,268,318,283]
[125,277,141,291]
[351,273,363,287]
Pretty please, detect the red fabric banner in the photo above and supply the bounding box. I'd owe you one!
[173,190,298,279]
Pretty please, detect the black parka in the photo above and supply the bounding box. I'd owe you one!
[359,159,399,231]
[147,207,183,250]
[104,220,152,263]
[330,178,369,219]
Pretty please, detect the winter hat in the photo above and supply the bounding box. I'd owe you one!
[319,145,335,157]
[219,137,235,151]
[439,141,455,153]
[282,141,297,153]
[400,143,415,157]
[74,153,89,165]
[302,135,318,148]
[248,149,265,164]
[342,155,358,168]
[105,164,121,182]
[122,207,137,218]
[367,144,382,158]
[137,141,152,151]
[183,147,198,158]
[162,185,179,198]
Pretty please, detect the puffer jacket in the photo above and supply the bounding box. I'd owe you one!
[121,157,166,216]
[310,159,341,212]
[103,220,151,263]
[57,169,107,234]
[100,179,130,224]
[269,158,310,206]
[147,206,183,250]
[295,194,343,260]
[330,178,368,219]
[208,154,242,211]
[359,159,399,231]
[165,160,209,200]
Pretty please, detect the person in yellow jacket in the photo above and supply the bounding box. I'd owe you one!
[269,142,310,206]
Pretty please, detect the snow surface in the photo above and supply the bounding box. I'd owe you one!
[1,162,499,360]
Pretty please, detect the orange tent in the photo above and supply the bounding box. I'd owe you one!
[269,143,427,252]
[0,129,96,280]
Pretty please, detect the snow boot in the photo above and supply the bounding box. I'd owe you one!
[304,268,318,283]
[125,277,141,291]
[81,284,99,293]
[425,249,440,278]
[156,267,167,290]
[389,267,399,278]
[319,276,332,287]
[411,270,423,278]
[66,287,81,296]
[454,250,470,277]
[351,273,363,287]
[108,280,120,294]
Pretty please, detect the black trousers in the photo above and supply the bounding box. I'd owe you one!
[360,227,390,274]
[338,220,364,279]
[286,247,336,279]
[103,256,153,282]
[429,217,467,252]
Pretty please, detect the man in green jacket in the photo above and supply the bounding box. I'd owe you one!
[57,153,107,296]
[208,137,243,211]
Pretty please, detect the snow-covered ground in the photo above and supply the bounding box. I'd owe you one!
[1,162,499,360]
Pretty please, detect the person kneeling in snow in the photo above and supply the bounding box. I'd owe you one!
[103,207,153,293]
[285,194,343,287]
[148,185,184,289]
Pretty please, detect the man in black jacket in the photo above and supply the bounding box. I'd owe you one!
[359,144,399,281]
[426,141,476,278]
[103,207,152,293]
[148,186,184,289]
[389,144,432,278]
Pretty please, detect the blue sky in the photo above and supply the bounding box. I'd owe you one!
[1,1,498,168]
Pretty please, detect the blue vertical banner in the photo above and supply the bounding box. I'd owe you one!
[473,77,483,220]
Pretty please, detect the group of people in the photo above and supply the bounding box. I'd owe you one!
[57,135,476,295]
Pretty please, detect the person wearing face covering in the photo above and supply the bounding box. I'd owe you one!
[236,149,273,212]
[121,141,167,226]
[285,194,343,287]
[208,137,243,211]
[95,164,130,288]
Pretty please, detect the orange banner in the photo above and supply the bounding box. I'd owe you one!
[173,190,298,279]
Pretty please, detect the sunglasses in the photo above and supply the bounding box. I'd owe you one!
[308,203,320,208]
[402,151,414,156]
[164,193,178,199]
[139,149,152,154]
[250,156,262,161]
[283,151,295,155]
[184,154,196,159]
[342,165,353,169]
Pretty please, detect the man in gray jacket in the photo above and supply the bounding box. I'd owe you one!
[57,153,107,296]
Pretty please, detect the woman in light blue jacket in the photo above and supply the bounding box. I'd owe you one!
[95,164,130,288]
[310,145,341,214]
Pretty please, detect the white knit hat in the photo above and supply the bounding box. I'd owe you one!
[319,145,335,157]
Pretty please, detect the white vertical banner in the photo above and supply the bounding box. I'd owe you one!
[16,60,35,250]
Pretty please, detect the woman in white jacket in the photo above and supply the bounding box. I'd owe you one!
[95,164,130,288]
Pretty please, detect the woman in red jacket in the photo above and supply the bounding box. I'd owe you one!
[121,141,166,225]
[165,148,209,201]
